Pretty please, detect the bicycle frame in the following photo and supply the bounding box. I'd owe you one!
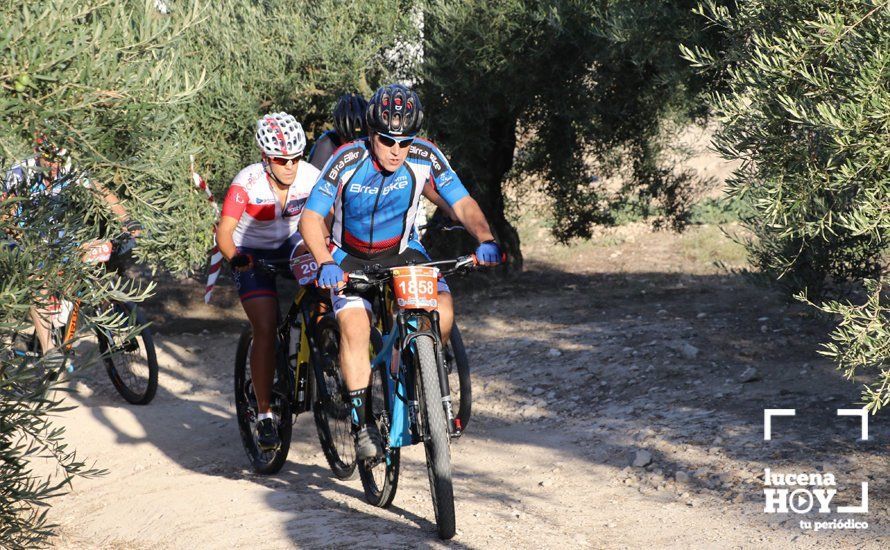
[61,299,81,352]
[369,291,452,449]
[277,283,345,417]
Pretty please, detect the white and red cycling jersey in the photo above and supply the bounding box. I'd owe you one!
[221,161,320,249]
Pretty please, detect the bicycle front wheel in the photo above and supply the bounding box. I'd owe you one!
[415,334,456,539]
[358,352,400,508]
[234,329,293,474]
[97,302,158,405]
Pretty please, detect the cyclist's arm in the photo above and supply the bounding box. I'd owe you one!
[422,181,458,221]
[217,184,248,260]
[301,153,342,264]
[216,215,240,260]
[90,180,133,231]
[452,196,495,244]
[299,210,333,264]
[424,143,491,240]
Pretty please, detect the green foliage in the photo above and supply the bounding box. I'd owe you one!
[685,0,890,411]
[1,1,199,544]
[682,0,890,295]
[1,0,211,272]
[178,0,417,197]
[0,357,106,548]
[421,0,726,266]
[800,279,890,413]
[688,195,750,225]
[1,2,418,542]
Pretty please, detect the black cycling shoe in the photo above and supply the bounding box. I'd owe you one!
[353,424,384,461]
[256,418,280,452]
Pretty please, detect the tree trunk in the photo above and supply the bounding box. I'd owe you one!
[425,113,523,271]
[474,113,523,272]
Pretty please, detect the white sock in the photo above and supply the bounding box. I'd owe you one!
[257,412,275,422]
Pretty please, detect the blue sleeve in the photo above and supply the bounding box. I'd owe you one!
[305,144,364,216]
[427,145,469,206]
[305,167,337,216]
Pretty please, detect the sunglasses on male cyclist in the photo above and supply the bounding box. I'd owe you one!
[376,133,415,149]
[267,155,301,166]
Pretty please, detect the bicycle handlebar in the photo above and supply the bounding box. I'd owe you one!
[341,254,482,294]
[416,218,466,233]
[252,257,296,278]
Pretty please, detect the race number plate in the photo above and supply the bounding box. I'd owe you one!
[291,253,318,286]
[391,266,439,311]
[82,240,112,263]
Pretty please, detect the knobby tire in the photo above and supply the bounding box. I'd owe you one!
[312,315,358,480]
[98,302,159,405]
[234,329,293,475]
[416,334,456,539]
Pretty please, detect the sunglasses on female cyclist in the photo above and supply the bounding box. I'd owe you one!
[376,133,414,149]
[268,155,300,166]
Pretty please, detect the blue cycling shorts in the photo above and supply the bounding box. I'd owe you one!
[233,232,302,302]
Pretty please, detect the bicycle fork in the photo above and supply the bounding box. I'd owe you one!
[396,311,459,439]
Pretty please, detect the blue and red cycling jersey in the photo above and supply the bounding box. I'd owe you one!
[305,137,469,261]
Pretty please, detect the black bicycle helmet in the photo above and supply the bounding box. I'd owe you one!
[333,93,368,142]
[366,84,423,136]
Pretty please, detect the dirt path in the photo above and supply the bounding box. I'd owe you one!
[44,224,888,548]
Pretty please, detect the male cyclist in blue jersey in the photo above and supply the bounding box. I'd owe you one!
[299,84,502,460]
[307,93,458,226]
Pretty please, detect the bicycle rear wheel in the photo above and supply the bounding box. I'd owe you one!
[415,334,456,539]
[312,316,357,480]
[234,329,293,474]
[97,302,158,405]
[446,322,471,434]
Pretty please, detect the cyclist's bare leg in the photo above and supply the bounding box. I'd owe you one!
[241,297,278,414]
[337,306,372,391]
[438,291,453,343]
[29,305,53,353]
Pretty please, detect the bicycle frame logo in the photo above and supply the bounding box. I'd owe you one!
[762,408,870,531]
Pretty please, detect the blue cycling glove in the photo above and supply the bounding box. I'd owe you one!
[475,240,502,265]
[317,261,345,288]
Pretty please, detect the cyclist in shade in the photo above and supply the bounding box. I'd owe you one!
[3,130,139,363]
[307,93,368,171]
[216,112,320,451]
[299,84,501,460]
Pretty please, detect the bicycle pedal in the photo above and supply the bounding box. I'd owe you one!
[450,418,463,439]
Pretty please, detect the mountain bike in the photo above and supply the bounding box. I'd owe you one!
[233,255,358,478]
[343,254,485,540]
[8,233,159,405]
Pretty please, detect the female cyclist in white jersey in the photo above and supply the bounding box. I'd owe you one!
[216,112,319,451]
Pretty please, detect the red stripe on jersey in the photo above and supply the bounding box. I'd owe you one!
[245,202,276,221]
[342,230,401,253]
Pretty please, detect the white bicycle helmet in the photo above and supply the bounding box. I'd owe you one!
[255,112,306,158]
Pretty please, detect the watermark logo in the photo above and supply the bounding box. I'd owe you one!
[761,408,871,531]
